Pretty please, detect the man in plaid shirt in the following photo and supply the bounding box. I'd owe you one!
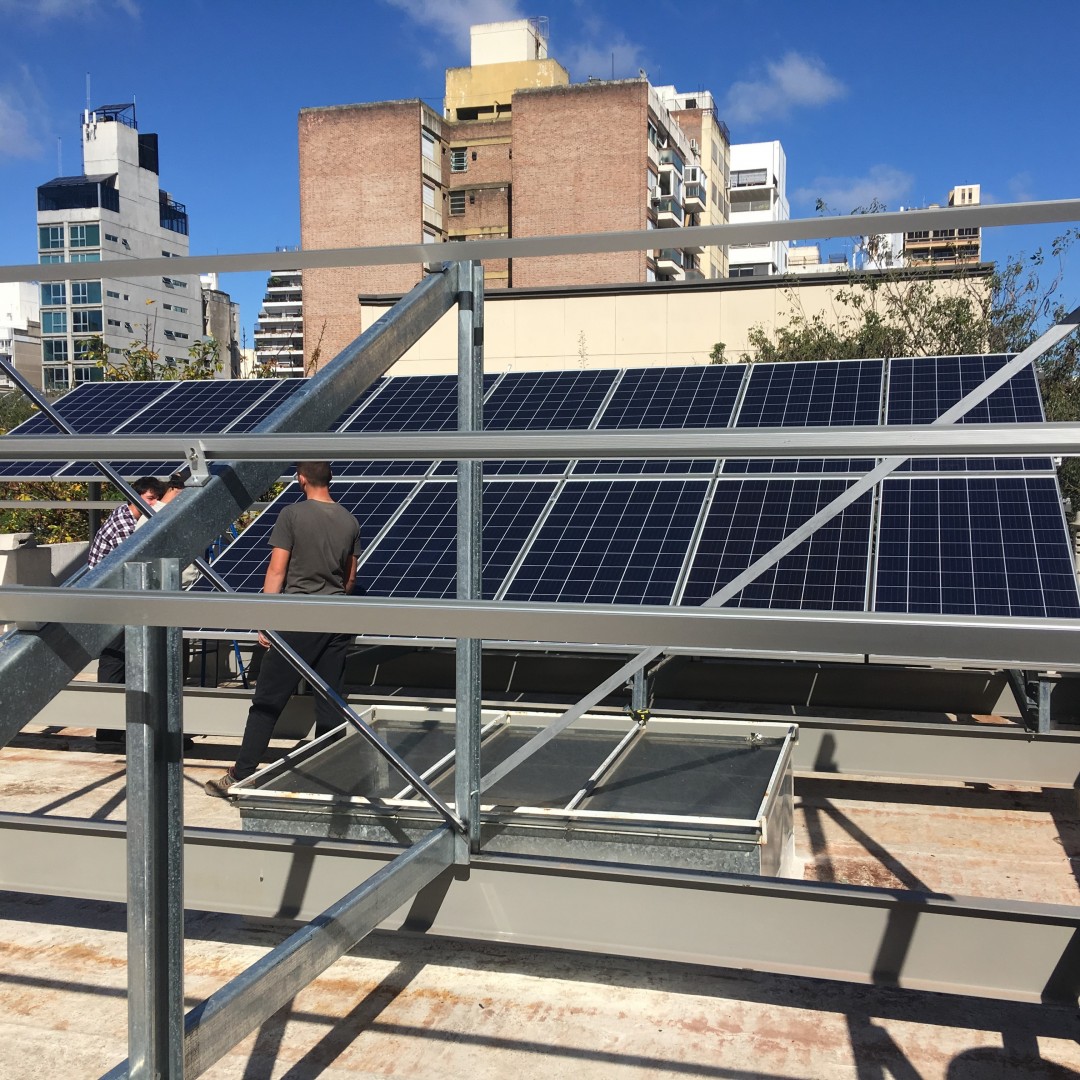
[88,476,165,744]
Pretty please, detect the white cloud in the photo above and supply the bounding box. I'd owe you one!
[383,0,525,54]
[0,69,48,163]
[723,52,845,127]
[0,0,139,18]
[1007,172,1035,203]
[793,165,914,214]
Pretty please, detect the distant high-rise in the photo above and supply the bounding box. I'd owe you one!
[726,141,789,278]
[903,185,982,267]
[35,103,201,390]
[299,19,731,370]
[0,284,41,392]
[253,264,304,377]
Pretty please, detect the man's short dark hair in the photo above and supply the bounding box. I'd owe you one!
[133,476,166,499]
[297,461,332,487]
[165,472,186,491]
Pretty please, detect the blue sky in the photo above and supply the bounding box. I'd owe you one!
[2,0,1078,346]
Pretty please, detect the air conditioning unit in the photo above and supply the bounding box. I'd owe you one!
[690,138,699,153]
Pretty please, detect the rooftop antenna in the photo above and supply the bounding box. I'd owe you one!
[56,137,62,175]
[85,72,90,112]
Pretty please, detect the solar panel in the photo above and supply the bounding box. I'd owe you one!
[360,479,556,598]
[681,478,874,610]
[502,479,710,605]
[576,364,746,476]
[873,476,1080,617]
[724,359,883,477]
[887,355,1052,473]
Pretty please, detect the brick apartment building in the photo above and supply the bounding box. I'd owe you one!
[299,18,731,368]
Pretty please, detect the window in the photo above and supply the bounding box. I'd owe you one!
[72,309,103,333]
[104,232,119,243]
[43,339,68,362]
[647,120,659,147]
[106,289,120,299]
[44,367,70,391]
[71,280,102,305]
[42,311,67,334]
[39,254,64,264]
[69,223,100,248]
[161,250,175,257]
[450,147,467,172]
[449,191,466,215]
[422,184,436,208]
[422,131,436,161]
[73,366,103,384]
[731,169,768,188]
[39,225,65,250]
[161,276,187,288]
[70,252,100,262]
[40,283,66,306]
[107,319,121,327]
[422,228,438,245]
[73,338,100,360]
[175,331,188,340]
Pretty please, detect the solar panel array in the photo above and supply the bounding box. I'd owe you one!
[5,357,1077,619]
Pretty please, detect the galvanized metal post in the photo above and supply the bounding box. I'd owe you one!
[125,559,184,1079]
[631,668,648,717]
[456,260,484,856]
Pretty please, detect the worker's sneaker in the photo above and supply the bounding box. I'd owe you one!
[204,771,239,799]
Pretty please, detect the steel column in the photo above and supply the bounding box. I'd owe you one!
[456,260,484,855]
[124,560,184,1080]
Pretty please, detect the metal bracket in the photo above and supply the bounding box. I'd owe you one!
[184,443,211,485]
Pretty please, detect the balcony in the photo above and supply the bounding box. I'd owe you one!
[683,183,706,212]
[652,197,684,227]
[655,249,686,276]
[659,147,685,175]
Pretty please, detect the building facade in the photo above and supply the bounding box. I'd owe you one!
[903,185,982,267]
[0,284,41,392]
[299,19,732,369]
[200,273,242,379]
[35,103,201,390]
[253,266,304,377]
[726,141,789,278]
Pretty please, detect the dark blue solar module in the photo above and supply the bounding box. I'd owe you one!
[360,480,556,598]
[222,379,306,432]
[194,480,417,594]
[502,479,710,605]
[873,477,1080,617]
[333,373,498,478]
[726,359,882,476]
[887,355,1052,473]
[576,364,746,476]
[681,479,874,610]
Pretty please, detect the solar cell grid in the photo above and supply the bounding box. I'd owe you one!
[887,355,1051,473]
[579,366,744,476]
[874,477,1080,617]
[502,479,709,605]
[360,479,555,599]
[681,478,874,610]
[735,359,884,428]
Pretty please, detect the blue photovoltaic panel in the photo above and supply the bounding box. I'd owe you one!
[577,364,745,476]
[502,479,709,605]
[0,381,172,479]
[214,379,305,432]
[326,378,385,430]
[333,374,497,478]
[874,477,1080,617]
[195,480,417,595]
[60,379,291,479]
[681,479,874,610]
[726,359,882,476]
[482,369,617,477]
[887,355,1052,472]
[361,480,556,598]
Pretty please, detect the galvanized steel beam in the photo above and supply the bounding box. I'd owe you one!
[0,814,1075,1005]
[5,198,1080,284]
[3,586,1080,669]
[9,421,1080,462]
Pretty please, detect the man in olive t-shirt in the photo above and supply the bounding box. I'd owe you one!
[205,461,360,797]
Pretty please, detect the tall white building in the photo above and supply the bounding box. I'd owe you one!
[0,284,40,392]
[254,264,304,377]
[36,103,201,390]
[727,141,788,278]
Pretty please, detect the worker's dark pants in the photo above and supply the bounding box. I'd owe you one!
[96,632,126,742]
[233,631,351,779]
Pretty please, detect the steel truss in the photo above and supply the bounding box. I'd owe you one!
[0,205,1079,1074]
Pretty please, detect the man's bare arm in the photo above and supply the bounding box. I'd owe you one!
[343,554,357,597]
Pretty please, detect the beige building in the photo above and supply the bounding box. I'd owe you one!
[904,185,982,267]
[299,18,730,369]
[359,266,992,375]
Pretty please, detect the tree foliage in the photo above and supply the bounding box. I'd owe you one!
[93,334,223,381]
